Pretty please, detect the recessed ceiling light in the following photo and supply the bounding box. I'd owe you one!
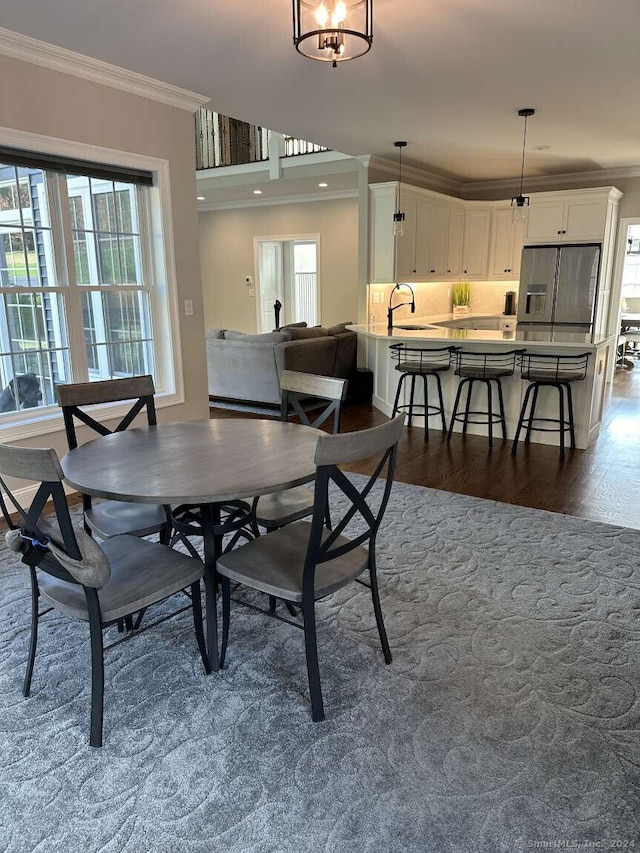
[253,189,263,195]
[318,182,328,188]
[196,196,205,201]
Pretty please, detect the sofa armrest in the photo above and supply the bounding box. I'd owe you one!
[332,332,357,379]
[274,337,338,377]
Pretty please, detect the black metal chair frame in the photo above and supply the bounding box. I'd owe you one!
[390,344,458,442]
[511,352,590,460]
[215,421,402,722]
[0,472,209,748]
[252,372,348,618]
[280,383,344,433]
[57,375,170,544]
[447,349,524,448]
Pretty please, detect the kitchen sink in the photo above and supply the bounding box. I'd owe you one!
[430,316,517,331]
[393,324,433,330]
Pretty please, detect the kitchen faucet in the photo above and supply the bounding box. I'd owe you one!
[387,283,416,330]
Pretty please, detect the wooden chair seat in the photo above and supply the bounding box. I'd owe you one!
[84,501,168,540]
[217,520,368,603]
[38,535,203,624]
[253,485,315,528]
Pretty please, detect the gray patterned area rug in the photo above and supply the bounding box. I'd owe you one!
[1,479,640,853]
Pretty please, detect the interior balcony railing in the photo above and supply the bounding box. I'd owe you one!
[195,109,328,170]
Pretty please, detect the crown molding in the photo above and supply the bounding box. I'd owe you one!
[198,188,358,212]
[366,155,462,196]
[460,165,640,197]
[0,26,210,112]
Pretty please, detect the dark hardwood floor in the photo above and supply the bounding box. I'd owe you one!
[210,366,640,530]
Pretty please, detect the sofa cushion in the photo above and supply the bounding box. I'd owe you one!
[277,322,308,330]
[327,321,354,336]
[287,326,329,340]
[224,330,291,343]
[206,328,226,340]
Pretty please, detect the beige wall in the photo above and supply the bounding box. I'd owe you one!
[0,53,208,459]
[199,197,359,333]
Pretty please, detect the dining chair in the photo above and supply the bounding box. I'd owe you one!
[56,376,170,542]
[214,414,405,722]
[0,443,210,747]
[252,370,348,531]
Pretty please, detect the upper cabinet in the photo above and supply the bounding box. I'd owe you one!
[524,188,622,244]
[488,206,526,279]
[369,184,467,283]
[461,207,491,278]
[368,184,622,284]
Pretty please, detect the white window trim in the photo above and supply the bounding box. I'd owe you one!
[0,125,185,440]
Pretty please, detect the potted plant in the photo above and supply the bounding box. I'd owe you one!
[452,282,471,315]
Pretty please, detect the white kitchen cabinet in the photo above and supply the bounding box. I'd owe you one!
[394,193,418,281]
[415,201,448,278]
[461,208,491,278]
[368,183,396,283]
[524,189,616,244]
[445,207,464,278]
[368,184,621,287]
[369,184,465,282]
[489,207,526,279]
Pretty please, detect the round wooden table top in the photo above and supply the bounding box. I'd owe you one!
[61,418,321,505]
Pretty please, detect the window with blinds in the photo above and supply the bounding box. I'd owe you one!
[0,150,163,418]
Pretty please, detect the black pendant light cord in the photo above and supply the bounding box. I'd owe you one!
[394,141,407,223]
[518,111,531,197]
[512,108,535,208]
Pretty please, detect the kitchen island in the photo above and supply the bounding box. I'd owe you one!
[348,314,615,449]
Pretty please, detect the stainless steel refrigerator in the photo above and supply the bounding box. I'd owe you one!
[517,243,601,327]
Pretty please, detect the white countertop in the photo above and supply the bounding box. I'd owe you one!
[348,314,612,349]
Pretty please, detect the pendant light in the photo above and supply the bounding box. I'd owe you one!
[293,1,374,68]
[393,141,407,237]
[511,108,535,224]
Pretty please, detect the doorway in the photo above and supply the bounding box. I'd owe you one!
[610,218,640,377]
[255,237,320,332]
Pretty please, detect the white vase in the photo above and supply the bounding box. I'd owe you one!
[452,305,471,315]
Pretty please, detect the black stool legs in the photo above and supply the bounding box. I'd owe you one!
[447,377,508,449]
[392,371,447,442]
[512,381,577,460]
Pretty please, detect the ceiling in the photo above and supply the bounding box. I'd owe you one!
[3,0,640,183]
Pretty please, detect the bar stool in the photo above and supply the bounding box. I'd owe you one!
[390,344,458,441]
[512,351,590,460]
[447,349,523,448]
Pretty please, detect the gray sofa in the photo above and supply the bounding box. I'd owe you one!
[206,322,357,406]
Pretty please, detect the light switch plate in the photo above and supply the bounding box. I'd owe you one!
[184,299,193,316]
[244,275,253,286]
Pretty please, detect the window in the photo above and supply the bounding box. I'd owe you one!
[0,155,167,421]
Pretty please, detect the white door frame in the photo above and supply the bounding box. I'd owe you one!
[606,216,640,383]
[253,233,321,331]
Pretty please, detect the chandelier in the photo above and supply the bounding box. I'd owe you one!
[293,1,374,68]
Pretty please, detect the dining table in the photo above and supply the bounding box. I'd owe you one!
[619,314,640,369]
[620,313,640,332]
[61,418,321,668]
